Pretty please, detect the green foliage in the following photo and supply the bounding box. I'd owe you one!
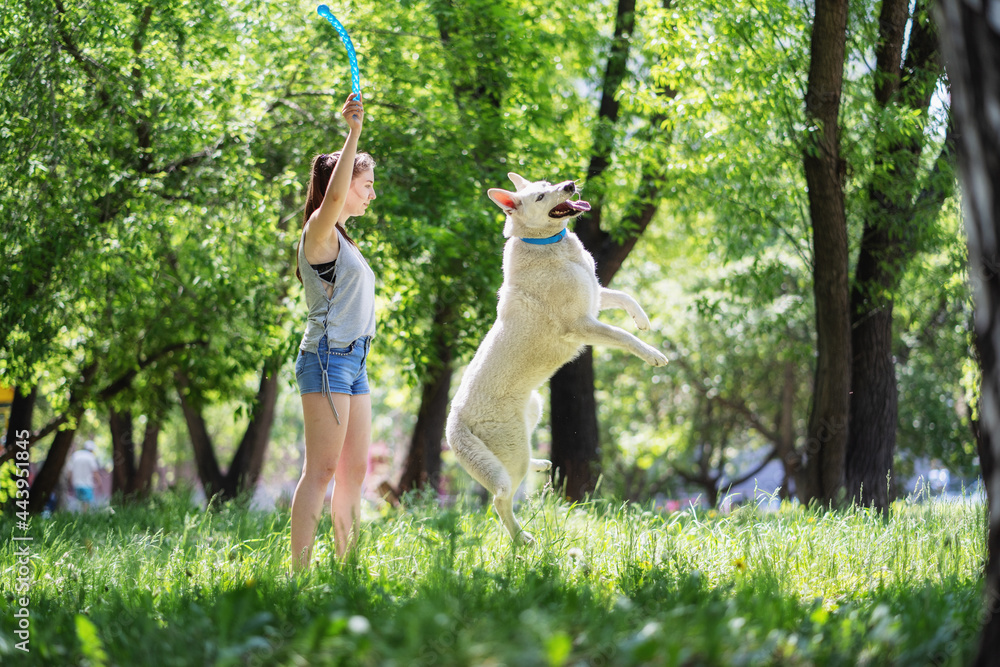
[894,203,979,477]
[0,0,610,419]
[74,615,109,667]
[593,0,973,495]
[0,0,293,420]
[0,0,978,505]
[0,493,985,665]
[594,211,814,500]
[589,0,819,498]
[343,0,605,380]
[0,461,18,505]
[652,0,812,262]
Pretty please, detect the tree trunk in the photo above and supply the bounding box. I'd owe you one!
[1,386,36,506]
[845,300,897,509]
[845,0,947,513]
[134,418,160,499]
[4,386,36,453]
[547,0,636,501]
[26,363,98,513]
[109,409,138,496]
[396,360,453,498]
[1,344,187,471]
[843,0,908,513]
[391,303,455,502]
[176,360,280,503]
[27,427,76,514]
[799,0,851,506]
[393,1,507,506]
[550,347,601,499]
[974,417,993,521]
[224,362,280,500]
[547,0,685,501]
[549,182,666,501]
[937,1,1000,664]
[109,408,161,500]
[176,373,226,500]
[704,483,719,509]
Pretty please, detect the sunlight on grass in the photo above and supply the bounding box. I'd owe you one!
[0,488,987,666]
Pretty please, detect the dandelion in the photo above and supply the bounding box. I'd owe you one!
[733,557,747,573]
[348,615,371,634]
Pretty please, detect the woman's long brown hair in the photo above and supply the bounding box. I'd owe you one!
[296,151,377,283]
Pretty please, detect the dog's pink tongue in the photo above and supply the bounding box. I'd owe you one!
[569,199,591,212]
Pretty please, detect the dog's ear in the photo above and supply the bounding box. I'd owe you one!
[488,188,519,213]
[507,173,531,192]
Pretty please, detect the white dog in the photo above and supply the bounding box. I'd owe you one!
[446,173,668,543]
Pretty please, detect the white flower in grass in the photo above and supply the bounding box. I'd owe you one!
[348,615,371,634]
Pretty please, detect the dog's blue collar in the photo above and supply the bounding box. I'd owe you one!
[519,229,568,245]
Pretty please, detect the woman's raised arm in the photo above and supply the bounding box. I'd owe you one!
[305,93,365,249]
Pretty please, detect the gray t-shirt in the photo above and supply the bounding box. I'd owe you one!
[298,227,376,352]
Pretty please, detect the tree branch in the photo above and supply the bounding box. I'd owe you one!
[53,0,103,85]
[912,115,957,222]
[175,371,225,497]
[96,339,208,401]
[0,339,207,463]
[900,0,943,109]
[576,0,638,249]
[666,344,785,445]
[674,466,714,487]
[723,447,779,488]
[0,362,97,465]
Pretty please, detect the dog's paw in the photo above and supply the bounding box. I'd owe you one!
[644,348,668,367]
[516,530,536,546]
[632,311,651,331]
[531,458,552,472]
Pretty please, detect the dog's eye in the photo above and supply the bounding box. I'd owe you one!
[536,194,545,202]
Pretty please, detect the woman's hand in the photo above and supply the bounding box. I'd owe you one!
[342,93,364,134]
[306,92,364,245]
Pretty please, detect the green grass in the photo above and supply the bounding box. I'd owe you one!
[0,490,988,666]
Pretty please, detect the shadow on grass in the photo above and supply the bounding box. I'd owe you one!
[3,559,984,666]
[0,492,987,666]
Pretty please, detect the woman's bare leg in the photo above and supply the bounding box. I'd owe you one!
[331,394,372,557]
[290,392,351,571]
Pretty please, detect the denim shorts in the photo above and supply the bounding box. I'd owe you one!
[295,335,371,397]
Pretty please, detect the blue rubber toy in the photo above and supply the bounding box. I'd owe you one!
[317,5,361,97]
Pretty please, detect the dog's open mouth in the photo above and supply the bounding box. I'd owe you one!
[549,199,591,219]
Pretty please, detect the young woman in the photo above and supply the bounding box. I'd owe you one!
[290,93,377,569]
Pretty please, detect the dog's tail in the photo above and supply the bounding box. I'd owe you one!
[446,416,514,499]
